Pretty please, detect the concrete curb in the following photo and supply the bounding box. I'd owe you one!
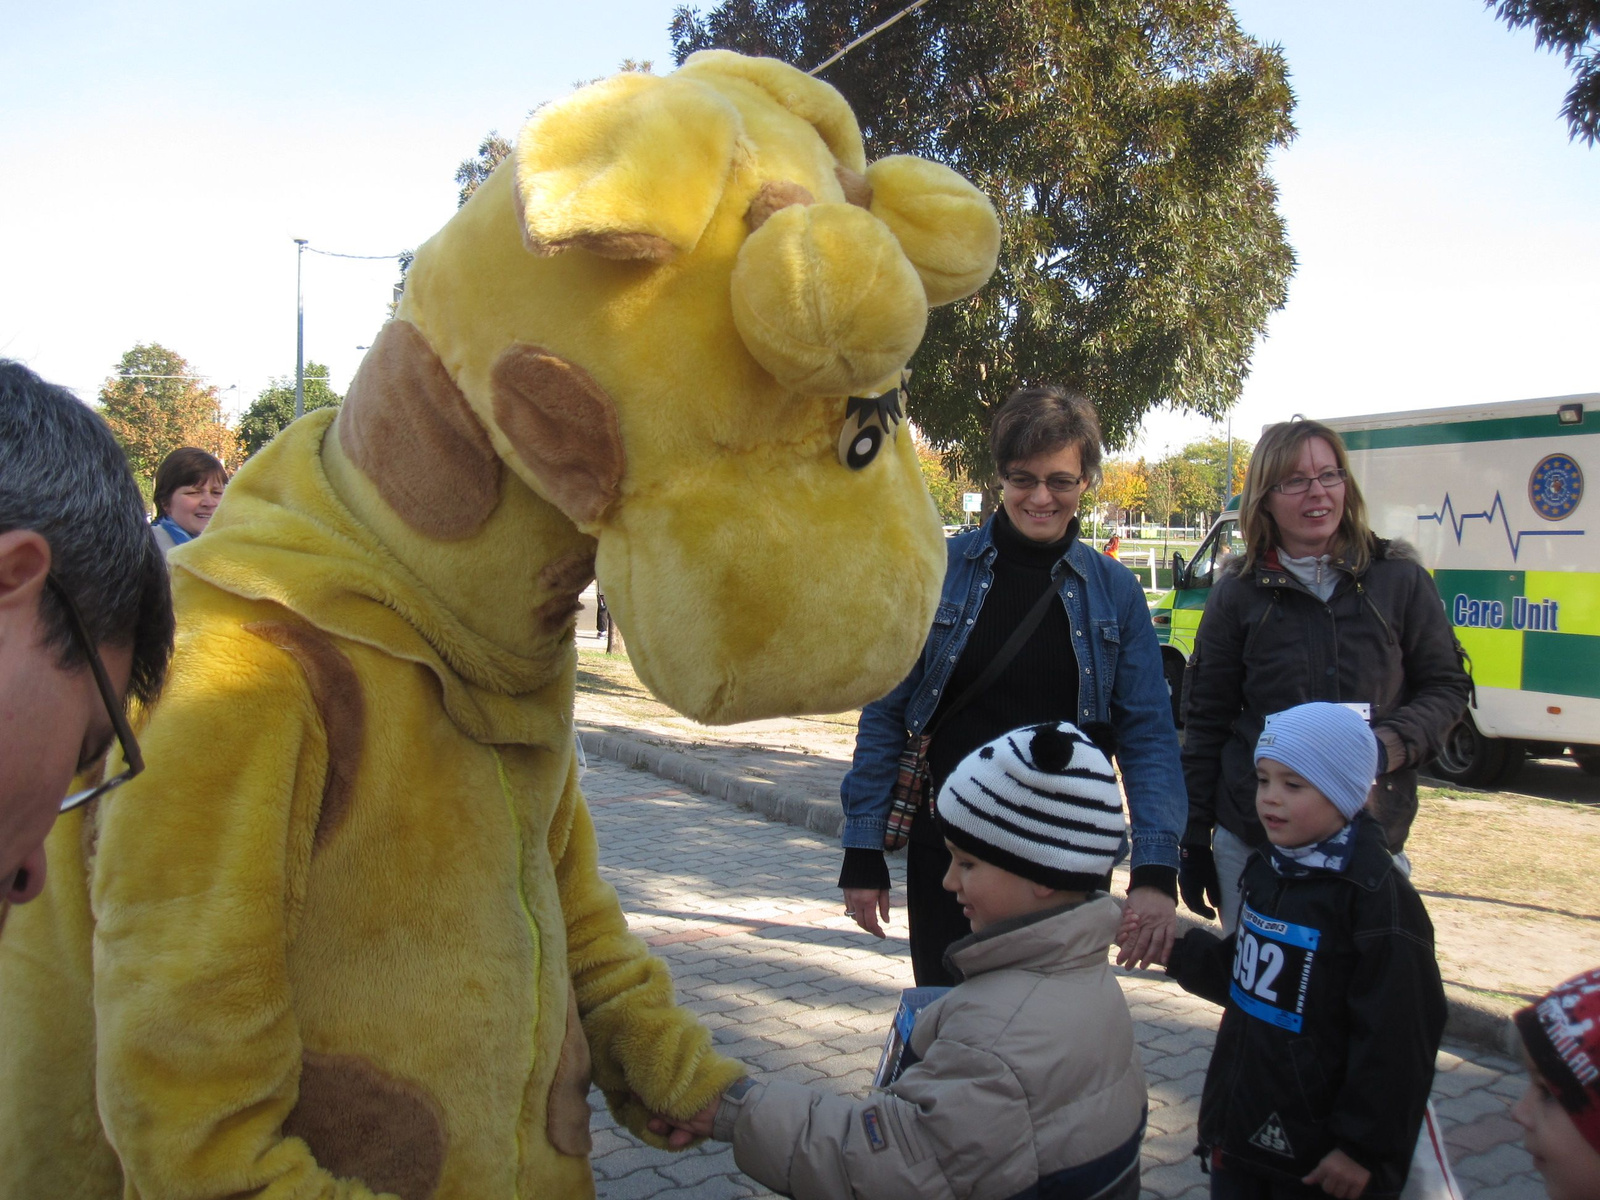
[579,727,1521,1059]
[579,729,844,840]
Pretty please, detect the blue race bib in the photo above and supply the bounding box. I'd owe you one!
[1229,903,1320,1033]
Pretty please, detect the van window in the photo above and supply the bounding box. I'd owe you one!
[1189,518,1243,588]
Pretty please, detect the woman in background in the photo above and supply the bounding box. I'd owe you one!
[150,448,227,557]
[1178,417,1470,932]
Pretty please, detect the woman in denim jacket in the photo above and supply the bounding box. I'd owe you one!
[839,386,1185,984]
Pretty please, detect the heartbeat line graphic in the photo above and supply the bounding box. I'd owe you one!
[1417,491,1585,562]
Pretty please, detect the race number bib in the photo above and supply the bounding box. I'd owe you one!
[1230,904,1320,1033]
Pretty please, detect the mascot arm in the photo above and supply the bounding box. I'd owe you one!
[91,635,394,1200]
[550,773,746,1139]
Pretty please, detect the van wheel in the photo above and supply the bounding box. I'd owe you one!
[1429,717,1523,788]
[1163,654,1185,728]
[1572,748,1600,776]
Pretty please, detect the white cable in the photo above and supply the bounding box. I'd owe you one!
[808,0,933,75]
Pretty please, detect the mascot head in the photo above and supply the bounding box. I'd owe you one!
[350,52,1000,723]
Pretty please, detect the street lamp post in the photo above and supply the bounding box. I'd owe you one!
[1222,415,1234,509]
[294,238,308,420]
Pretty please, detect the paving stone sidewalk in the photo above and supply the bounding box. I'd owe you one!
[578,758,1545,1199]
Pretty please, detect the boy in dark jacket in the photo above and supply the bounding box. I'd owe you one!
[1163,702,1446,1199]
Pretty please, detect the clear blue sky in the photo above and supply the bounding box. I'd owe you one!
[2,1,1594,449]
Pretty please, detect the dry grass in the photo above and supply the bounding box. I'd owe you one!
[1407,787,1600,919]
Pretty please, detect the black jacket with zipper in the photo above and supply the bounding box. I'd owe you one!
[1166,815,1447,1196]
[1181,538,1470,852]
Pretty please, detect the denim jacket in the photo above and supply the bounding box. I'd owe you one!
[840,520,1185,873]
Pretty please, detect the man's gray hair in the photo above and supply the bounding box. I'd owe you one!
[0,360,173,703]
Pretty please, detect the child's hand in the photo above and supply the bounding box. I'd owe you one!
[1115,887,1177,969]
[1303,1148,1370,1198]
[644,1095,722,1148]
[1114,906,1143,947]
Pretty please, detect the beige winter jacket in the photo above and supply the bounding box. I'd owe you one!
[716,896,1147,1199]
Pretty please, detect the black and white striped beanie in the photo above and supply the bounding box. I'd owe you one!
[936,722,1125,892]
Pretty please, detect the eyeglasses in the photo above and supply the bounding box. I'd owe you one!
[44,575,144,813]
[1001,470,1086,494]
[1270,468,1347,495]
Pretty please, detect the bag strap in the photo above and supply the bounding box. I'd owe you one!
[923,572,1063,739]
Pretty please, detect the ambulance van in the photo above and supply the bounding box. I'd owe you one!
[1152,393,1598,787]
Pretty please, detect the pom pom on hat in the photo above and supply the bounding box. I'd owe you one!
[1515,967,1600,1155]
[1254,702,1377,821]
[936,721,1126,892]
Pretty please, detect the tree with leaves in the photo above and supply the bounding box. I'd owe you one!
[1487,0,1600,144]
[99,344,240,489]
[1173,431,1253,507]
[455,132,514,208]
[914,431,978,524]
[672,0,1296,478]
[1095,458,1148,528]
[236,363,344,459]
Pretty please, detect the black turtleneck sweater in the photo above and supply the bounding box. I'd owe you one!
[840,509,1079,885]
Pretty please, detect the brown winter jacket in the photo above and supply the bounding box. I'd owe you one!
[713,896,1146,1200]
[1181,538,1471,852]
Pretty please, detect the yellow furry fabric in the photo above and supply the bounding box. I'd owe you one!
[0,51,1000,1198]
[409,53,997,721]
[2,415,741,1199]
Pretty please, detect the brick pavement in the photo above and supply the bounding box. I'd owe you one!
[577,759,1546,1199]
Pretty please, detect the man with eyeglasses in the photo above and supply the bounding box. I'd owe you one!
[0,360,173,934]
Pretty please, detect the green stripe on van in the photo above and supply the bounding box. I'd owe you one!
[1522,632,1600,699]
[1340,414,1600,450]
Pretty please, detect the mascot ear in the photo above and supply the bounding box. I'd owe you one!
[865,156,1001,307]
[513,72,743,262]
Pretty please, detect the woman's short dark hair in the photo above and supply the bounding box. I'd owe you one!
[989,385,1104,486]
[152,447,228,519]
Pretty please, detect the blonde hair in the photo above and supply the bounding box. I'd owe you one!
[1239,418,1373,574]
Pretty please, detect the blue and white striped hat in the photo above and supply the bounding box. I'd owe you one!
[1255,702,1377,821]
[936,722,1125,891]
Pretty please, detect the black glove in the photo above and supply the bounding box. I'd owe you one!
[1178,843,1221,920]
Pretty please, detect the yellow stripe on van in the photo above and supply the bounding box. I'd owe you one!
[1525,572,1600,637]
[1454,626,1522,690]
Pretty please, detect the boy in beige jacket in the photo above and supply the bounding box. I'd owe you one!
[653,721,1148,1200]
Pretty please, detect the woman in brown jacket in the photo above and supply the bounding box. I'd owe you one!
[1178,418,1471,932]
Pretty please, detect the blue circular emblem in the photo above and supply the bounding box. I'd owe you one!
[1529,453,1583,521]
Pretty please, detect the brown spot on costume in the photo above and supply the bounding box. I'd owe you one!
[834,164,873,209]
[545,983,594,1156]
[337,320,503,540]
[244,621,364,849]
[491,347,625,525]
[283,1051,448,1200]
[745,180,814,231]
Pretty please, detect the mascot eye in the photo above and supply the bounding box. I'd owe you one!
[837,385,904,471]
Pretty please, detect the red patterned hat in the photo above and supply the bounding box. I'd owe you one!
[1516,967,1600,1153]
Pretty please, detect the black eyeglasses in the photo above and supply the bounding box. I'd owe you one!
[44,575,143,812]
[1270,468,1347,495]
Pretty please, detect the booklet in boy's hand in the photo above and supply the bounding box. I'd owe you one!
[872,986,951,1088]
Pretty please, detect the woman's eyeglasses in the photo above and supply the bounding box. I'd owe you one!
[44,575,144,812]
[1270,468,1347,495]
[1001,471,1086,494]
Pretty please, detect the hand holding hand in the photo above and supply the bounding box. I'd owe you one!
[1115,886,1177,969]
[842,887,891,939]
[1303,1148,1371,1199]
[645,1096,721,1149]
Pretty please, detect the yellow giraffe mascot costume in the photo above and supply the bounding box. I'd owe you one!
[0,52,999,1200]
